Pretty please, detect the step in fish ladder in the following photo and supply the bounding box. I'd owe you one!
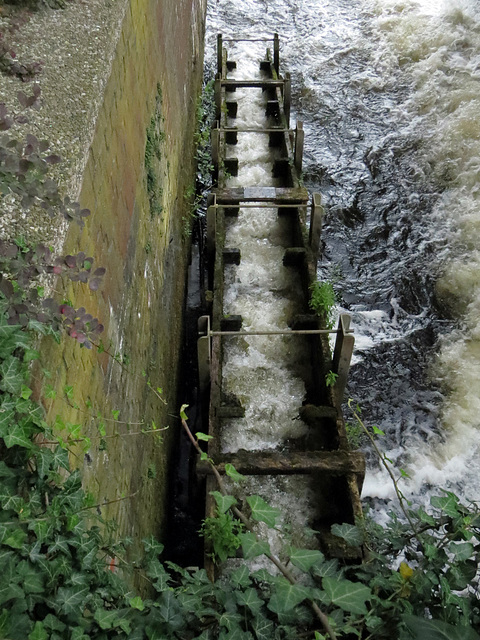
[197,34,364,578]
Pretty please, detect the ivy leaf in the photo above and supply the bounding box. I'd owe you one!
[157,590,183,630]
[0,486,23,512]
[447,541,474,562]
[210,491,237,514]
[230,564,251,587]
[239,532,270,559]
[225,463,245,482]
[94,608,118,629]
[447,560,477,590]
[3,422,33,449]
[55,585,90,616]
[129,596,145,611]
[218,626,249,639]
[3,527,27,549]
[0,408,15,436]
[147,558,170,583]
[288,546,325,572]
[0,582,24,606]
[42,614,65,633]
[402,615,480,640]
[235,587,263,614]
[268,580,311,613]
[430,493,461,518]
[17,561,44,594]
[1,359,25,398]
[323,577,371,615]
[28,621,48,640]
[330,523,364,547]
[196,431,213,441]
[70,628,90,640]
[252,616,275,640]
[313,558,338,578]
[143,535,164,556]
[246,495,280,528]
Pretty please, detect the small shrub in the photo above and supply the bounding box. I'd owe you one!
[309,280,336,328]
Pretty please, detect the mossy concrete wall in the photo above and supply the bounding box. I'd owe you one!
[39,0,206,560]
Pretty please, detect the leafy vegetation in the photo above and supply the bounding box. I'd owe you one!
[309,280,336,329]
[1,375,480,639]
[0,92,105,346]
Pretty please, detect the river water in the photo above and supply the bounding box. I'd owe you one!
[205,0,480,508]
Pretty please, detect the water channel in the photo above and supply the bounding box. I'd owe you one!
[204,0,480,511]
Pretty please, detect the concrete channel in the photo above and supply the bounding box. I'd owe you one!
[195,35,365,575]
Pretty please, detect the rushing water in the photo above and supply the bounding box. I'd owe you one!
[206,0,480,506]
[220,59,309,453]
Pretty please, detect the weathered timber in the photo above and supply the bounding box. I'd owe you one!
[217,406,245,418]
[224,157,238,176]
[283,247,306,266]
[213,186,309,204]
[273,32,280,74]
[226,100,237,117]
[222,247,241,264]
[217,33,223,74]
[294,121,304,173]
[332,314,355,403]
[197,450,365,477]
[310,192,324,257]
[284,72,291,126]
[221,79,284,89]
[220,314,242,331]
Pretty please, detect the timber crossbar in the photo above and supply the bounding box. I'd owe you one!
[221,79,284,89]
[207,329,353,336]
[197,451,366,478]
[213,186,309,204]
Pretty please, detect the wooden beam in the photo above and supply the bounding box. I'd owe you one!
[274,33,280,75]
[332,314,355,403]
[213,186,309,204]
[221,79,284,89]
[197,450,365,477]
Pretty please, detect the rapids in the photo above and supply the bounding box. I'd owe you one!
[206,0,480,506]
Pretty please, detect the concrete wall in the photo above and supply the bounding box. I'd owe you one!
[39,0,206,561]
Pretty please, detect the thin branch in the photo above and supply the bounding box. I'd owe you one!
[91,341,167,405]
[1,492,138,526]
[39,427,167,446]
[349,403,419,538]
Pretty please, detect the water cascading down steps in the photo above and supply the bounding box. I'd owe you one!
[197,34,364,576]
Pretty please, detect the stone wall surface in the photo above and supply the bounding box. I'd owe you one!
[2,0,206,561]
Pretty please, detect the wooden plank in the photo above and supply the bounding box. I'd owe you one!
[310,192,324,256]
[197,450,365,477]
[332,314,355,403]
[274,33,280,74]
[221,79,284,89]
[213,186,309,204]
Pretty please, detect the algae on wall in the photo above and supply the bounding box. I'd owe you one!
[5,0,208,563]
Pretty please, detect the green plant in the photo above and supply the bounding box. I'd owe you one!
[345,420,363,449]
[194,78,215,180]
[325,370,338,387]
[309,280,336,328]
[200,508,244,563]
